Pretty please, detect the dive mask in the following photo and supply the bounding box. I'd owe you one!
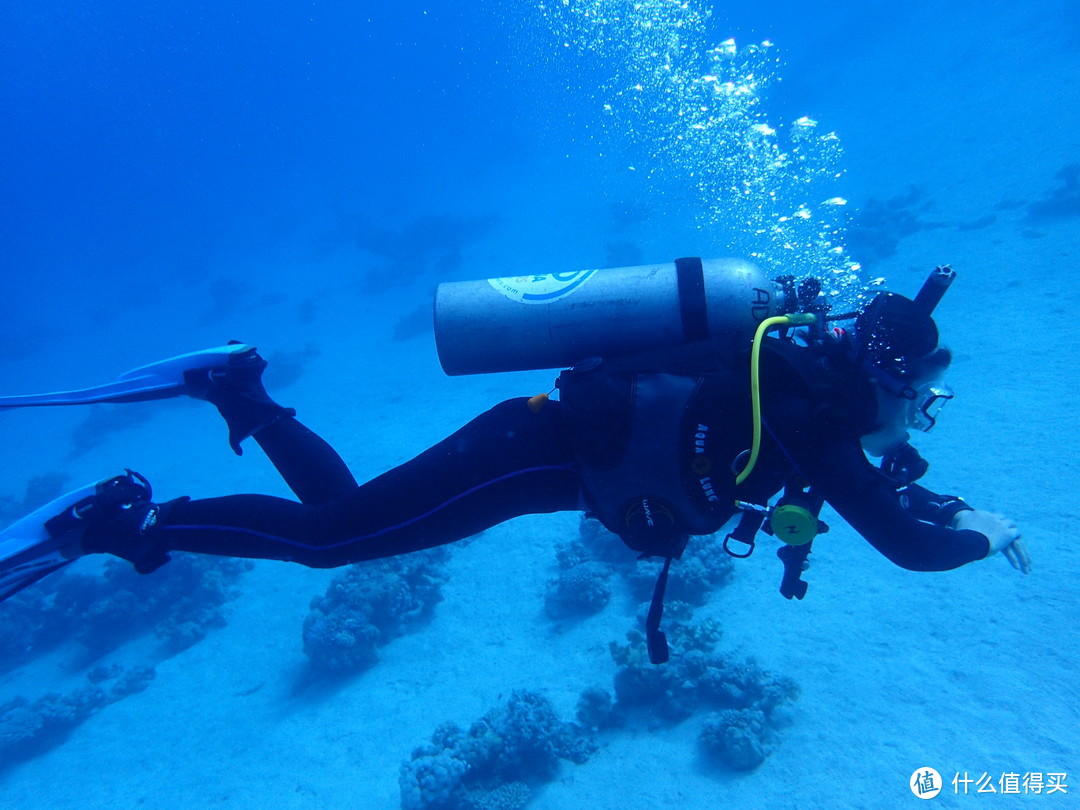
[908,382,954,432]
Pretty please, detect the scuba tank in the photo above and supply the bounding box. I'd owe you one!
[434,257,789,375]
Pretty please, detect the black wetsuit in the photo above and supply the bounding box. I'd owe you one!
[137,340,990,572]
[157,399,581,567]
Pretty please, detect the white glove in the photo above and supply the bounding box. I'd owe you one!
[950,509,1031,574]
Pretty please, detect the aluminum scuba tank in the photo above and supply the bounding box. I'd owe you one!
[434,257,787,375]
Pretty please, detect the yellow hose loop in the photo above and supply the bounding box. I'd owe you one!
[734,313,818,486]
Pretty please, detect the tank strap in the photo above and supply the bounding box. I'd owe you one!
[675,257,710,342]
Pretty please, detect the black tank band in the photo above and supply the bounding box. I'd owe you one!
[675,256,709,342]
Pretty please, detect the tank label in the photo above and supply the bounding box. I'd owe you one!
[487,270,597,304]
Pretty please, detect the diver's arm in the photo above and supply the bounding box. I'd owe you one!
[900,482,1032,573]
[800,441,991,571]
[895,483,973,525]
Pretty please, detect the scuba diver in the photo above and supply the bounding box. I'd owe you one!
[0,258,1029,664]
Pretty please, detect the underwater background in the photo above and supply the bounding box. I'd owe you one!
[1,0,1078,807]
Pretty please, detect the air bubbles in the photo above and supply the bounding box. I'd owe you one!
[532,0,864,307]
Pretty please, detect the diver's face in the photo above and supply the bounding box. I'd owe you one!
[861,359,953,457]
[861,389,910,457]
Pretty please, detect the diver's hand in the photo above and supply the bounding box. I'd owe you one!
[951,510,1031,574]
[1001,539,1032,574]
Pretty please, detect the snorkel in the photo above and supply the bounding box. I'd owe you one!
[914,264,956,315]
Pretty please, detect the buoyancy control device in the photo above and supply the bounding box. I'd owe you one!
[433,257,818,664]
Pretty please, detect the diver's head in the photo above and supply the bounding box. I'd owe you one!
[855,292,941,379]
[855,291,954,456]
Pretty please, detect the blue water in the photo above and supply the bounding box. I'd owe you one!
[2,1,1078,807]
[0,1,898,325]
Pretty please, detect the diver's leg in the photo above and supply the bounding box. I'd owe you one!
[190,345,358,504]
[250,417,358,505]
[84,399,580,569]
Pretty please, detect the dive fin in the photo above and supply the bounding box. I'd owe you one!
[0,480,98,602]
[0,343,255,410]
